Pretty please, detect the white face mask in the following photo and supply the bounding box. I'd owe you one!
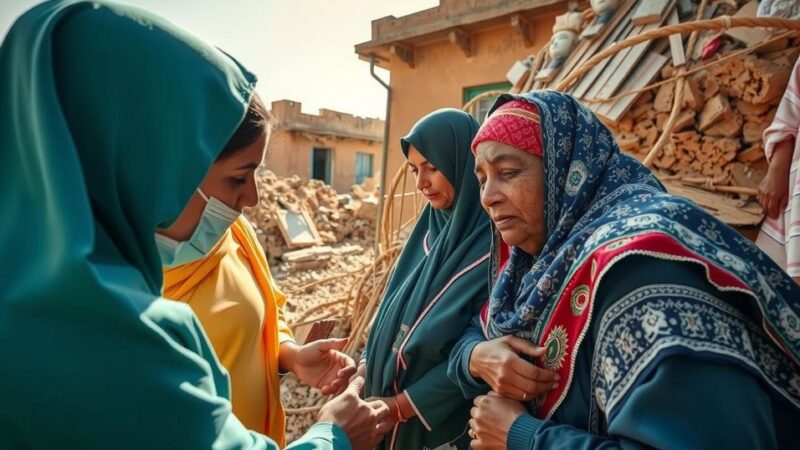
[155,188,241,267]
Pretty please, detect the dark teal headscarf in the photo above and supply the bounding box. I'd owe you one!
[365,109,491,449]
[0,1,293,448]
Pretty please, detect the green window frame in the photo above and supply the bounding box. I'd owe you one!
[355,152,374,184]
[463,82,512,123]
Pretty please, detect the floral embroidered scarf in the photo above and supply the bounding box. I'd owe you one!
[484,91,800,421]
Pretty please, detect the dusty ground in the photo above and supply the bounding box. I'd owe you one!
[272,239,374,441]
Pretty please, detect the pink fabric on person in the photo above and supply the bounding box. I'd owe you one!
[471,99,544,156]
[756,56,800,278]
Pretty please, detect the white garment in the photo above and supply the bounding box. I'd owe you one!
[757,0,800,19]
[756,55,800,277]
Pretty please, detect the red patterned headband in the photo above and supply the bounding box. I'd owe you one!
[471,99,543,157]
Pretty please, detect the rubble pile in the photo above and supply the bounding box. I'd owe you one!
[613,44,797,183]
[500,0,799,208]
[245,169,377,264]
[240,171,383,439]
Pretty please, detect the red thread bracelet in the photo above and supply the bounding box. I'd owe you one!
[394,398,405,423]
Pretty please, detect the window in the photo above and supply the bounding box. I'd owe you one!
[311,147,332,184]
[355,152,374,184]
[463,82,512,123]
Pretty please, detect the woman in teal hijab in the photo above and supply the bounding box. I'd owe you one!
[0,1,388,448]
[361,109,492,449]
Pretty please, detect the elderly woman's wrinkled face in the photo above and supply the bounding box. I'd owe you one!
[474,141,546,256]
[407,145,456,210]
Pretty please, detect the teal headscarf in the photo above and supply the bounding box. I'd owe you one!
[365,109,491,449]
[0,1,287,447]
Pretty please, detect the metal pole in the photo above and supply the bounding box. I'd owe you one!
[370,55,391,256]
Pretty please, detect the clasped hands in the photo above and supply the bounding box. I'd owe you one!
[283,336,558,449]
[280,338,356,395]
[467,336,560,450]
[282,339,393,450]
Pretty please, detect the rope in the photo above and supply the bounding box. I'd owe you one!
[721,15,732,31]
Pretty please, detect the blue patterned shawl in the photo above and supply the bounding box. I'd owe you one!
[484,91,800,419]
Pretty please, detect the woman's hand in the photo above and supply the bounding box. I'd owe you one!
[349,361,367,387]
[366,393,415,429]
[318,376,393,450]
[758,139,793,219]
[280,338,356,395]
[469,336,559,401]
[469,391,526,450]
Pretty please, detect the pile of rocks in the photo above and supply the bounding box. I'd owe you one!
[245,169,377,264]
[615,47,795,182]
[244,171,380,441]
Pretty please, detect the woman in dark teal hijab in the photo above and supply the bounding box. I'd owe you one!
[362,109,492,449]
[0,1,385,448]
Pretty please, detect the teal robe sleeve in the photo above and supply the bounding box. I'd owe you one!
[506,356,781,450]
[288,424,351,449]
[404,362,466,431]
[135,300,352,450]
[447,315,490,399]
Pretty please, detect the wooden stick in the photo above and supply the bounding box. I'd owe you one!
[284,268,368,294]
[289,312,338,331]
[291,296,350,326]
[679,180,759,196]
[643,0,708,168]
[555,16,800,92]
[581,31,798,105]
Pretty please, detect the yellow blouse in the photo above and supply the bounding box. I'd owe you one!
[162,217,292,446]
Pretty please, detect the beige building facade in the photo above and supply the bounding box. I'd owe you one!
[355,0,571,194]
[266,100,384,193]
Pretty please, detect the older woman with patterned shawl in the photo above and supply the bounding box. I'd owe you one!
[448,91,800,449]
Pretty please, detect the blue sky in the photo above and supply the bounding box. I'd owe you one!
[0,0,438,119]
